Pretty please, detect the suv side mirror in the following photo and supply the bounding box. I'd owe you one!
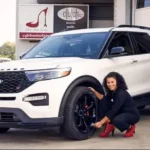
[110,47,125,55]
[20,52,27,59]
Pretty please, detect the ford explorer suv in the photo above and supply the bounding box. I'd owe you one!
[0,25,150,140]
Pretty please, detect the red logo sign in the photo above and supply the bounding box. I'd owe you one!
[26,7,48,28]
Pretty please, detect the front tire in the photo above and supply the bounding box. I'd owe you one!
[63,86,98,140]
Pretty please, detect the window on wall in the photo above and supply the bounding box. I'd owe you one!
[137,0,150,8]
[89,4,113,20]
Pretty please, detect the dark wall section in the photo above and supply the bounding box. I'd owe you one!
[37,0,113,4]
[38,0,114,20]
[90,4,113,20]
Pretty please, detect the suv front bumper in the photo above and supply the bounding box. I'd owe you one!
[0,108,64,129]
[0,77,71,119]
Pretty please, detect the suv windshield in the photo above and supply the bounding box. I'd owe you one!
[23,32,109,59]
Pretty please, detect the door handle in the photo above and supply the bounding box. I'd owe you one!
[131,60,138,64]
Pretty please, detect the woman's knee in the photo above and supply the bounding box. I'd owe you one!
[112,113,140,126]
[133,114,140,124]
[111,116,130,132]
[111,116,120,125]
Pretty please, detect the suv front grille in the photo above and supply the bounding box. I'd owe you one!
[0,71,33,93]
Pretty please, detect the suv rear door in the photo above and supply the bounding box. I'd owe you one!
[130,32,150,95]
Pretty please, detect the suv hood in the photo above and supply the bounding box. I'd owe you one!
[0,57,86,71]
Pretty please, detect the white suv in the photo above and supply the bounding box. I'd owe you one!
[0,25,150,140]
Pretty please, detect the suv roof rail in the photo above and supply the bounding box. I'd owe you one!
[118,24,150,30]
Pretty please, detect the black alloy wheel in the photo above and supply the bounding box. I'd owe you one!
[74,93,97,134]
[63,86,98,140]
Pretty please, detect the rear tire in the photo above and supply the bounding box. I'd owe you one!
[0,128,9,133]
[63,86,98,140]
[138,105,146,110]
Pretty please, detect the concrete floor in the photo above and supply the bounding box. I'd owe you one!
[0,107,150,149]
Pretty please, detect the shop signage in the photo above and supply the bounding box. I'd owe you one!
[54,5,89,32]
[18,4,89,40]
[18,5,53,40]
[57,7,85,21]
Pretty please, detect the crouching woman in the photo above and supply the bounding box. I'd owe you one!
[89,72,140,138]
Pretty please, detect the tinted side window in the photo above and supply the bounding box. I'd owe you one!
[132,33,150,54]
[108,32,134,55]
[137,0,150,8]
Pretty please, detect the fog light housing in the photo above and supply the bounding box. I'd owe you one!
[23,93,49,106]
[23,95,47,102]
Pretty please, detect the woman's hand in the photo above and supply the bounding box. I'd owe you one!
[93,121,103,128]
[89,87,104,100]
[89,87,96,93]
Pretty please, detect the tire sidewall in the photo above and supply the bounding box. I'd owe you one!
[64,86,98,140]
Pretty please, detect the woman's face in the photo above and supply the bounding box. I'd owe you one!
[106,77,117,91]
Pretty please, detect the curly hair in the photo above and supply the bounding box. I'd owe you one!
[103,72,128,93]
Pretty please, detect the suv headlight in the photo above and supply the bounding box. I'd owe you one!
[25,67,71,82]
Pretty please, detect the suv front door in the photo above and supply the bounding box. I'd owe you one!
[102,32,137,95]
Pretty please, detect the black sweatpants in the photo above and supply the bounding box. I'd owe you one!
[99,98,140,132]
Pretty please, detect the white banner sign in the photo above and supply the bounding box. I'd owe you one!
[18,5,53,40]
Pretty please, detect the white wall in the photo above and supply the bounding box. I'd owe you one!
[16,41,39,58]
[131,0,137,25]
[16,0,38,59]
[114,0,131,26]
[135,7,150,27]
